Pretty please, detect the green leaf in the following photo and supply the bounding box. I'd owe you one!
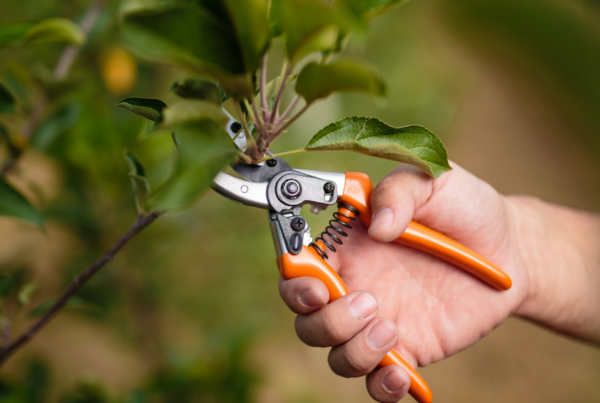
[0,178,43,226]
[305,116,451,178]
[0,82,16,113]
[30,102,80,150]
[149,101,236,211]
[17,283,39,306]
[253,74,297,110]
[218,84,231,103]
[124,152,151,214]
[117,97,167,122]
[121,3,264,99]
[340,0,409,20]
[296,60,385,104]
[171,79,221,105]
[274,0,353,62]
[0,18,85,48]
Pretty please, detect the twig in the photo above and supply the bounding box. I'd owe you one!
[277,95,300,127]
[269,59,289,125]
[54,0,109,80]
[271,104,310,141]
[258,148,308,162]
[260,53,269,122]
[0,211,162,367]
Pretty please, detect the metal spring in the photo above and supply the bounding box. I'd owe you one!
[309,203,359,259]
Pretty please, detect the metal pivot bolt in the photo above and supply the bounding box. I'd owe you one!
[230,121,242,134]
[282,180,301,199]
[266,159,277,167]
[323,182,335,193]
[291,217,306,231]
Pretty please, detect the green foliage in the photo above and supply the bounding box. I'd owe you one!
[0,178,43,227]
[0,82,16,113]
[31,102,81,150]
[305,116,451,177]
[0,18,85,48]
[124,152,151,213]
[341,0,410,20]
[296,60,385,104]
[121,1,268,99]
[149,101,236,211]
[116,97,167,123]
[0,122,20,158]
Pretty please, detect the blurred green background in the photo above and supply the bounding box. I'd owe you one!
[1,0,600,402]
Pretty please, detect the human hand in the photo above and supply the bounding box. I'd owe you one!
[279,162,533,402]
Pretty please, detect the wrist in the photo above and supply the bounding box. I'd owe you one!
[506,195,600,343]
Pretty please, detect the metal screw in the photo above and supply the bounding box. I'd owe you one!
[291,217,305,231]
[282,180,301,199]
[230,121,242,134]
[266,159,277,167]
[323,182,335,193]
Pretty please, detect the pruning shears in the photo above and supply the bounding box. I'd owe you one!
[212,110,512,403]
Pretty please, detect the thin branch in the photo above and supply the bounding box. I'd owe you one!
[0,211,162,367]
[277,95,300,127]
[260,53,269,122]
[54,0,109,80]
[232,100,257,152]
[269,59,289,125]
[271,104,310,141]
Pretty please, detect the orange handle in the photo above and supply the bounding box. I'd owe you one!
[340,172,512,290]
[277,246,433,403]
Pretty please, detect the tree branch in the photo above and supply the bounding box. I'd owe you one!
[0,210,162,367]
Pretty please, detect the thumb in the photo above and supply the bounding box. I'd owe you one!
[368,164,435,243]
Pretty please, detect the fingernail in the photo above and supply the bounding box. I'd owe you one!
[370,208,393,230]
[382,370,405,393]
[367,320,396,350]
[349,292,378,320]
[300,289,322,308]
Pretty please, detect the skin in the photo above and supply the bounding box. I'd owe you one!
[278,162,600,402]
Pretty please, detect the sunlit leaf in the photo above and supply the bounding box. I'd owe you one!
[0,178,43,226]
[274,0,353,62]
[0,82,16,113]
[296,60,385,104]
[17,282,39,306]
[305,116,451,177]
[117,97,167,122]
[30,102,80,150]
[0,18,85,48]
[253,74,297,110]
[171,79,221,105]
[162,100,228,128]
[124,151,151,213]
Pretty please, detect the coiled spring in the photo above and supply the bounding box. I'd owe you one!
[309,203,359,259]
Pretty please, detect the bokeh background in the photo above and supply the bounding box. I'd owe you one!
[1,0,599,402]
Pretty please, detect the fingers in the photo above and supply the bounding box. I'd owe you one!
[369,164,434,243]
[295,291,378,347]
[366,365,411,403]
[278,276,329,315]
[328,318,398,377]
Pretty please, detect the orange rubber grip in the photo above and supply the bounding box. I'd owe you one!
[277,247,433,403]
[340,172,512,290]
